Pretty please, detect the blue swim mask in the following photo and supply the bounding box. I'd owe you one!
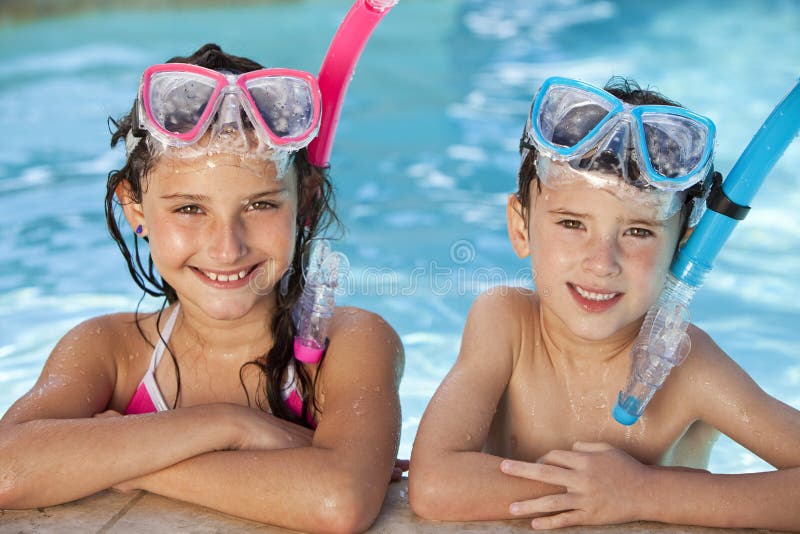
[521,77,717,224]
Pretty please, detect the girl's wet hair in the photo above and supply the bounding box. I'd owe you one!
[105,43,339,427]
[515,76,706,238]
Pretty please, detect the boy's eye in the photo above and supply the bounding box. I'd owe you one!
[626,227,654,238]
[176,205,202,215]
[558,219,584,230]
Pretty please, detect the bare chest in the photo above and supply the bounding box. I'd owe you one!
[486,360,707,466]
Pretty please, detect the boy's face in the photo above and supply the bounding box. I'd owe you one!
[507,170,683,342]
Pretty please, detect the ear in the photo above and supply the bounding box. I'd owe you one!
[115,181,147,237]
[507,194,531,259]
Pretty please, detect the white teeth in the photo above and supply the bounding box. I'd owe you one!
[574,285,618,301]
[201,269,248,283]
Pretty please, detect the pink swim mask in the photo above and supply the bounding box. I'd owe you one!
[127,63,321,169]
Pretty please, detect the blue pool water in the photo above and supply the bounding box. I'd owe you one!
[1,0,798,473]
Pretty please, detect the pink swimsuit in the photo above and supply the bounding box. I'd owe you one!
[125,304,309,424]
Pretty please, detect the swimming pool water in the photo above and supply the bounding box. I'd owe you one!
[1,0,798,473]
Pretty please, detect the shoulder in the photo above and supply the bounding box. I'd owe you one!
[3,312,151,423]
[51,311,159,376]
[680,323,735,372]
[326,306,404,381]
[463,287,537,354]
[54,312,140,358]
[329,306,401,350]
[467,286,537,325]
[671,323,759,416]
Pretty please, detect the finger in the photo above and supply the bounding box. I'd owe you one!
[536,449,583,469]
[572,441,612,452]
[390,467,403,482]
[531,509,585,530]
[500,460,575,487]
[394,458,410,471]
[509,493,574,516]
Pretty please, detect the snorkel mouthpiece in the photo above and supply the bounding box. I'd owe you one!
[294,240,350,363]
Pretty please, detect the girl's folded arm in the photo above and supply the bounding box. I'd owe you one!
[0,316,239,509]
[646,326,800,530]
[115,308,404,534]
[408,291,562,521]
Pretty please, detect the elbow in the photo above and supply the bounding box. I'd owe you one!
[408,461,447,520]
[0,463,26,509]
[312,475,385,534]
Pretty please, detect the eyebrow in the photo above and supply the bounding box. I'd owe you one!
[548,209,590,219]
[160,188,288,202]
[548,209,664,227]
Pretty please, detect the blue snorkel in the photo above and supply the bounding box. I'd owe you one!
[613,78,800,426]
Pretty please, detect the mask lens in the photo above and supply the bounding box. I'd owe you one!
[245,76,315,139]
[641,112,709,179]
[537,85,615,148]
[147,72,218,135]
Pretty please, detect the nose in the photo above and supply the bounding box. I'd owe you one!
[581,234,621,278]
[207,217,248,265]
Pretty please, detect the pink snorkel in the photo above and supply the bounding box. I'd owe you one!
[294,0,398,364]
[307,0,399,168]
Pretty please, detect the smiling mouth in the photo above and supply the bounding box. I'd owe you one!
[571,284,621,301]
[196,264,258,283]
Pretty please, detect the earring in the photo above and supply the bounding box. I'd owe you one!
[135,224,143,235]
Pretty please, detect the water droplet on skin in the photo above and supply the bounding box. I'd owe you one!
[465,433,472,441]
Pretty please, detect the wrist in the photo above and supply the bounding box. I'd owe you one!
[193,403,241,451]
[633,464,661,523]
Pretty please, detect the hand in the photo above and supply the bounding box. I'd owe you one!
[500,441,649,529]
[93,409,123,418]
[112,476,143,493]
[391,459,410,482]
[226,404,314,451]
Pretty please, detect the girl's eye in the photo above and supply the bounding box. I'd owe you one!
[626,227,654,238]
[176,205,202,215]
[249,200,277,211]
[558,219,584,230]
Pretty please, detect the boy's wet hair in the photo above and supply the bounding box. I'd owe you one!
[105,43,339,427]
[515,76,706,237]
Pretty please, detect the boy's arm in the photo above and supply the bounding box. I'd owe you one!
[503,327,800,531]
[656,327,800,530]
[114,309,405,534]
[408,291,563,521]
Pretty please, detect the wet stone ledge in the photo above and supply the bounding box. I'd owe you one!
[0,479,793,533]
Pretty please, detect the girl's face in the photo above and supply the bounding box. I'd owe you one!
[509,173,684,342]
[130,154,298,321]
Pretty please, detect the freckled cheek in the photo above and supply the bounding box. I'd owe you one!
[246,211,296,256]
[529,237,572,285]
[623,246,671,297]
[143,214,202,266]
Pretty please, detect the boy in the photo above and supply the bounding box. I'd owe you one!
[409,76,800,531]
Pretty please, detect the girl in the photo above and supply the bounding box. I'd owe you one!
[409,76,800,531]
[0,44,404,534]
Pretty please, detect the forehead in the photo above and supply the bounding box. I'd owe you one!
[532,179,668,223]
[146,153,298,193]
